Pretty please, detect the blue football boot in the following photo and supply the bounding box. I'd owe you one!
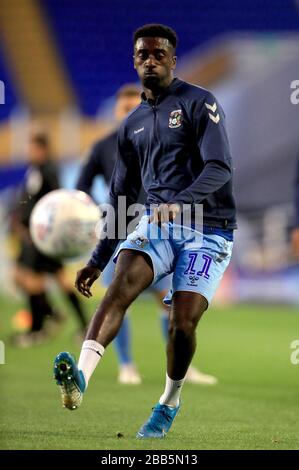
[53,351,86,410]
[136,403,180,438]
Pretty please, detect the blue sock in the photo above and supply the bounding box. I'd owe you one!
[113,315,132,365]
[160,310,169,341]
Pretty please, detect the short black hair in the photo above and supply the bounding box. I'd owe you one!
[133,24,178,49]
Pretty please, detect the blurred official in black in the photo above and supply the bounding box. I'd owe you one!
[11,133,87,347]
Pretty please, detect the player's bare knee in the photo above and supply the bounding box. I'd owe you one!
[169,297,205,338]
[170,315,198,338]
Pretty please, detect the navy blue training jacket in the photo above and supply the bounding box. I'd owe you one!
[88,78,237,270]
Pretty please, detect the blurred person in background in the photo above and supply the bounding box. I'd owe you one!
[11,133,88,347]
[77,84,217,385]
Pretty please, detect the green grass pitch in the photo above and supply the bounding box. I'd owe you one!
[0,293,299,450]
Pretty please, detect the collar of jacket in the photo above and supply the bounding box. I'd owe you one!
[141,77,181,106]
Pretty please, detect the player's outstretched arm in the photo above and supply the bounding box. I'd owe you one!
[75,265,101,298]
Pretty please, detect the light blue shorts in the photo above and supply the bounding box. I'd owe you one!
[114,215,233,306]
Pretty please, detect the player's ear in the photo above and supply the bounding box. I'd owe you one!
[171,55,177,70]
[133,54,137,70]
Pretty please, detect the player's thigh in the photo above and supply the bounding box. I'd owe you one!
[170,291,208,332]
[13,265,46,294]
[54,267,73,291]
[106,249,154,306]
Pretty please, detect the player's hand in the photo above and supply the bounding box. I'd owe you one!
[291,228,299,259]
[149,203,181,224]
[75,265,101,298]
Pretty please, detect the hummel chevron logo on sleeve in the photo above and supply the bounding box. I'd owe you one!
[205,102,220,123]
[205,102,217,112]
[208,113,220,123]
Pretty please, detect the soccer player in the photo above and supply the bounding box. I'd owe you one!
[11,133,88,346]
[54,24,236,438]
[77,83,217,385]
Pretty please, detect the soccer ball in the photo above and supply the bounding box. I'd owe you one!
[30,189,100,259]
